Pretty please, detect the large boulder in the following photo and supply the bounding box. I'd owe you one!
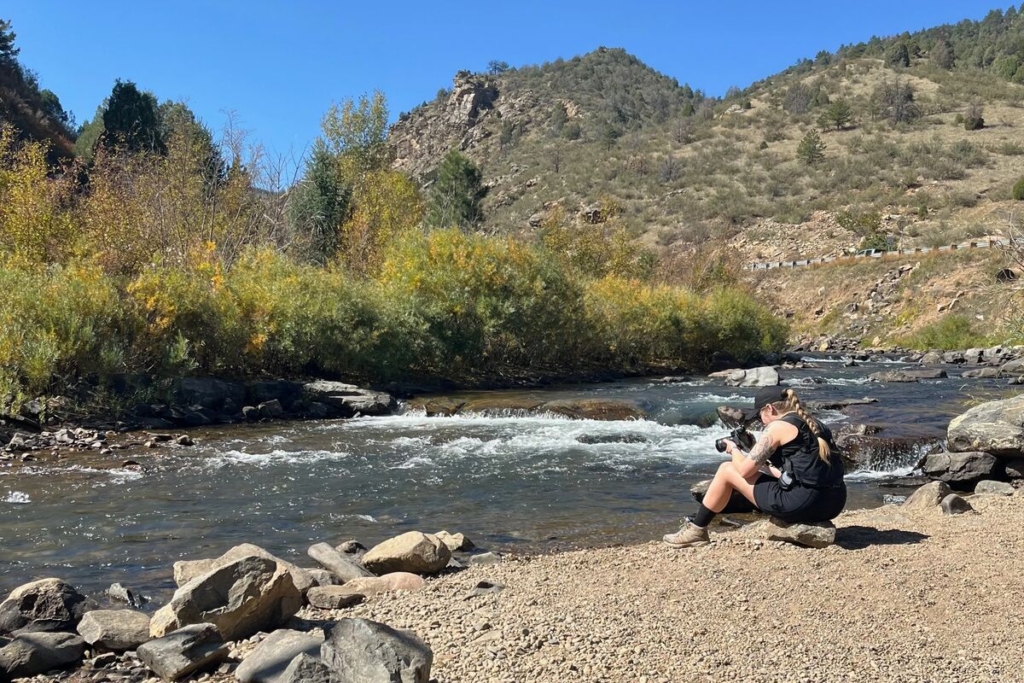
[0,578,88,634]
[235,629,324,683]
[902,481,953,511]
[307,543,374,583]
[174,543,316,596]
[948,394,1024,457]
[540,399,649,421]
[869,369,947,383]
[138,623,228,682]
[302,381,396,417]
[150,556,301,641]
[974,480,1015,496]
[174,378,246,411]
[320,618,432,683]
[361,533,451,576]
[0,632,85,679]
[1000,358,1024,376]
[710,367,780,387]
[920,452,1002,490]
[76,610,150,651]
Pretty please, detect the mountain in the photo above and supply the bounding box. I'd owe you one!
[388,8,1024,268]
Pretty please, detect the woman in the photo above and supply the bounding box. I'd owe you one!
[663,386,846,548]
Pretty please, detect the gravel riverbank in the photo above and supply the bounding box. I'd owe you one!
[306,494,1022,683]
[19,493,1022,683]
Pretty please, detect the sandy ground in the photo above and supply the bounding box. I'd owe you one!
[312,493,1024,683]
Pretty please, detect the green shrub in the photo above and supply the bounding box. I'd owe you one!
[899,315,990,350]
[1013,177,1024,201]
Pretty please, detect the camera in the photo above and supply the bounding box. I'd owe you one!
[715,427,756,453]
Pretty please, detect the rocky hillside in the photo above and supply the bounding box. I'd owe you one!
[388,9,1024,270]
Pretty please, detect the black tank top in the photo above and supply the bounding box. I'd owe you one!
[768,413,845,489]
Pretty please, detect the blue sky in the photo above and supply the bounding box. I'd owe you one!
[5,1,1014,161]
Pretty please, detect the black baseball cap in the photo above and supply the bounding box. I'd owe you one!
[748,386,787,420]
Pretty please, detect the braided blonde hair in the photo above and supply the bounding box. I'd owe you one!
[771,388,831,464]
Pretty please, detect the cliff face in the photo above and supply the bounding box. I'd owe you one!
[389,72,509,180]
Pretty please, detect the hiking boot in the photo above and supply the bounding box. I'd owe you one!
[662,521,710,548]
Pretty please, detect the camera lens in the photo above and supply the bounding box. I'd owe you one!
[715,438,727,453]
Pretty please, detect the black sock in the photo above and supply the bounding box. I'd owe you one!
[693,504,716,528]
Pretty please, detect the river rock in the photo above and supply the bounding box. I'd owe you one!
[948,394,1024,456]
[710,367,780,387]
[941,494,974,515]
[334,573,425,596]
[1000,358,1024,376]
[920,452,1001,490]
[869,369,947,383]
[278,653,339,683]
[902,481,952,510]
[690,479,756,513]
[0,578,88,634]
[920,351,945,365]
[962,367,1002,379]
[173,544,316,596]
[308,570,342,588]
[235,629,324,683]
[150,556,301,641]
[749,518,836,548]
[1003,457,1024,479]
[434,531,474,552]
[541,399,650,421]
[258,400,285,419]
[174,378,246,412]
[305,588,366,610]
[76,610,150,651]
[307,543,374,583]
[468,552,502,566]
[973,480,1015,496]
[138,623,228,682]
[320,618,432,683]
[0,631,85,679]
[302,381,395,417]
[362,532,452,576]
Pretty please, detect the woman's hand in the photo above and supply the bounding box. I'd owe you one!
[722,439,737,456]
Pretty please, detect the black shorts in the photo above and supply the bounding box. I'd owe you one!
[752,474,847,523]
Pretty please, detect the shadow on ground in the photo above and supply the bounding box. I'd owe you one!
[836,525,929,550]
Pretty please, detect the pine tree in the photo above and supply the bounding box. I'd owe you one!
[0,19,19,65]
[102,80,165,154]
[797,130,826,165]
[817,99,853,131]
[427,149,485,229]
[288,144,350,264]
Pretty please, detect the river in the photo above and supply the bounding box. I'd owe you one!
[0,356,1011,601]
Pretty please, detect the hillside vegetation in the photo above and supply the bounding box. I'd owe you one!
[390,8,1024,266]
[5,7,1024,410]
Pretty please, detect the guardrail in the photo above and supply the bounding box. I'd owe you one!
[746,238,1011,270]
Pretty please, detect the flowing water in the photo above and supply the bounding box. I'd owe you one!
[0,357,1012,601]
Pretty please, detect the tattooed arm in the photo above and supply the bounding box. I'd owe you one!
[727,426,787,480]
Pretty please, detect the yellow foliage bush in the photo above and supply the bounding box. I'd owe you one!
[0,127,76,264]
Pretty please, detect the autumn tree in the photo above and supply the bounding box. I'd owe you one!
[319,91,391,182]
